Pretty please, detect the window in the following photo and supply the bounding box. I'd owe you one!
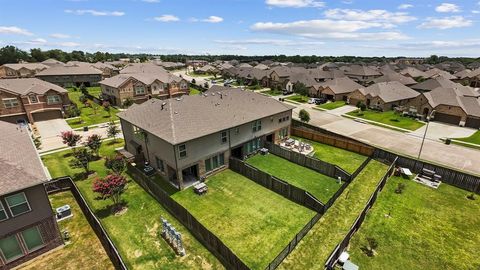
[245,138,261,154]
[2,98,19,108]
[252,120,262,132]
[46,95,61,104]
[155,156,164,173]
[234,128,240,135]
[221,131,228,144]
[133,125,144,139]
[279,128,288,139]
[0,235,23,262]
[205,153,225,172]
[0,202,7,221]
[135,85,145,95]
[29,95,38,104]
[5,193,31,217]
[21,227,44,252]
[179,144,187,158]
[180,83,187,89]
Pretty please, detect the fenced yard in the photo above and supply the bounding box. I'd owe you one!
[171,170,316,270]
[348,176,480,270]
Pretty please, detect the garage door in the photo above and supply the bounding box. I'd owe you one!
[465,117,480,129]
[433,112,461,125]
[32,110,63,122]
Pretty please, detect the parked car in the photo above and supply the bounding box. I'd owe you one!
[315,98,328,105]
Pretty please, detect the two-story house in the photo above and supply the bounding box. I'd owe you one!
[0,78,70,124]
[0,121,62,269]
[0,63,49,79]
[35,65,103,88]
[118,88,293,189]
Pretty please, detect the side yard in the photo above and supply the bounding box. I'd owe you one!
[347,109,425,131]
[171,170,315,270]
[348,176,480,270]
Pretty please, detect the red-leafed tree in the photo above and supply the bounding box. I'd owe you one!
[92,174,127,212]
[60,131,82,152]
[85,134,102,157]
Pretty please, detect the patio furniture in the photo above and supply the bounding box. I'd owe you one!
[400,167,413,179]
[343,260,359,270]
[260,148,269,155]
[194,182,208,195]
[285,138,295,147]
[338,251,350,264]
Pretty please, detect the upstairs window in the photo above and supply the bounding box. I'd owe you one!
[135,85,145,95]
[252,120,262,132]
[29,95,38,104]
[5,193,31,217]
[2,98,19,108]
[0,202,7,221]
[221,131,228,144]
[46,95,61,105]
[178,144,187,158]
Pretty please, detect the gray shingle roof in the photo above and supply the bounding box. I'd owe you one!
[118,88,293,144]
[400,67,428,78]
[318,77,363,94]
[424,87,480,116]
[359,81,419,103]
[345,65,381,76]
[2,63,49,71]
[373,71,417,85]
[36,65,102,76]
[120,63,169,74]
[100,71,183,88]
[0,78,67,95]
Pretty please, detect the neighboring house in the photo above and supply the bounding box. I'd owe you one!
[196,65,218,74]
[347,81,420,111]
[316,77,363,101]
[35,66,103,88]
[0,121,62,269]
[460,68,480,88]
[344,65,381,85]
[253,64,269,70]
[0,63,49,79]
[118,89,293,189]
[410,76,459,93]
[186,60,208,68]
[66,61,119,78]
[238,63,253,68]
[236,68,270,87]
[41,59,64,67]
[372,71,417,86]
[399,67,428,79]
[100,73,189,106]
[0,78,70,123]
[424,68,457,80]
[269,67,306,89]
[120,63,170,75]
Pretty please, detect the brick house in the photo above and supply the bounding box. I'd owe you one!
[316,77,363,101]
[0,78,70,123]
[35,65,103,88]
[344,65,381,85]
[0,63,49,79]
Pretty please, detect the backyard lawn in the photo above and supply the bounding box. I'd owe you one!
[317,101,347,110]
[189,87,201,95]
[293,136,367,174]
[347,109,425,131]
[20,191,113,270]
[41,141,223,270]
[67,87,119,129]
[246,154,341,203]
[349,176,480,270]
[172,170,315,270]
[278,160,389,270]
[286,94,309,103]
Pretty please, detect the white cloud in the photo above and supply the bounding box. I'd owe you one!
[435,3,461,13]
[419,16,472,29]
[142,0,160,2]
[154,15,179,22]
[324,9,416,24]
[265,0,325,8]
[472,10,480,14]
[13,39,80,47]
[398,4,413,10]
[49,33,71,39]
[215,39,325,46]
[64,9,125,16]
[203,16,223,23]
[0,26,33,36]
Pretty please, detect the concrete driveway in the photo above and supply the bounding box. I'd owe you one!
[409,122,478,141]
[35,118,72,139]
[327,104,358,116]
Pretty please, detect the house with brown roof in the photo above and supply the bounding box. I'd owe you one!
[0,63,49,79]
[118,89,293,189]
[0,78,70,123]
[411,76,459,92]
[35,65,103,88]
[424,68,457,80]
[344,65,381,85]
[347,81,420,111]
[0,121,62,269]
[399,67,428,79]
[373,71,417,86]
[66,61,119,78]
[316,77,363,101]
[460,68,480,88]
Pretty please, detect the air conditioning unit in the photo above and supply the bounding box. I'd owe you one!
[56,205,72,221]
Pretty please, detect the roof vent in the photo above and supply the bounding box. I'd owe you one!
[212,93,215,96]
[161,102,167,110]
[176,97,182,101]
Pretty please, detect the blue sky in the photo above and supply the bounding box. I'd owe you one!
[0,0,479,57]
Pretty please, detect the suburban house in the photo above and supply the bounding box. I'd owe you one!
[315,77,363,101]
[41,59,64,67]
[459,68,480,88]
[35,65,103,88]
[424,68,456,80]
[411,76,459,93]
[399,67,428,79]
[0,78,70,123]
[100,72,189,106]
[347,81,420,111]
[0,121,62,269]
[373,71,417,86]
[120,63,170,75]
[196,65,218,74]
[236,68,270,87]
[66,61,119,78]
[344,65,381,85]
[0,63,49,79]
[118,88,293,189]
[269,67,306,90]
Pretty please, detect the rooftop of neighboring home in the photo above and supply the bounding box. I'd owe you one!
[35,65,103,76]
[270,66,306,77]
[0,78,67,95]
[424,68,457,80]
[2,63,49,71]
[119,63,169,74]
[454,69,472,79]
[318,77,363,94]
[41,58,64,66]
[118,88,293,144]
[254,63,269,70]
[0,121,49,195]
[198,64,217,72]
[358,81,420,102]
[463,68,480,79]
[373,71,417,85]
[411,76,469,92]
[287,72,318,87]
[344,64,381,77]
[399,67,429,78]
[218,62,234,70]
[425,87,480,116]
[66,61,119,71]
[100,72,183,88]
[238,63,252,68]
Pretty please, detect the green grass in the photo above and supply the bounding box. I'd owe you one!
[171,170,315,270]
[347,109,425,131]
[454,131,480,145]
[349,176,480,270]
[285,94,309,103]
[246,154,341,203]
[292,136,368,174]
[317,101,347,110]
[189,87,201,95]
[278,160,389,270]
[67,87,119,129]
[41,141,223,270]
[263,89,283,96]
[21,191,114,270]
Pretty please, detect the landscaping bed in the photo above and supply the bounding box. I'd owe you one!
[246,153,341,203]
[171,170,315,269]
[285,94,309,103]
[317,101,347,110]
[278,160,389,269]
[348,176,480,270]
[347,109,425,131]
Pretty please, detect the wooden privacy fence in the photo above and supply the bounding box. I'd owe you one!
[264,142,351,182]
[127,164,250,270]
[44,177,128,270]
[373,149,480,194]
[324,157,398,270]
[229,157,325,213]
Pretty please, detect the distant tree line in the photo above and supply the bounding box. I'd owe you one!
[1,45,479,66]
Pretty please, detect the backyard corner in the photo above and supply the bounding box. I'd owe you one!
[171,169,316,270]
[348,176,480,270]
[346,109,425,131]
[41,140,223,270]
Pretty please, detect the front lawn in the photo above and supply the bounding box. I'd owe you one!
[67,87,119,129]
[286,94,309,103]
[246,153,341,203]
[347,109,425,131]
[317,101,347,110]
[20,191,113,270]
[189,87,201,95]
[171,170,315,269]
[263,89,283,96]
[349,176,480,270]
[278,160,389,269]
[454,130,480,145]
[41,141,223,270]
[292,136,368,174]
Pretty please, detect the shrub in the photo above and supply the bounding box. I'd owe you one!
[467,193,476,200]
[69,148,93,177]
[359,103,367,111]
[122,98,134,108]
[105,155,127,175]
[395,183,406,194]
[92,174,127,212]
[85,134,102,157]
[65,105,81,118]
[299,109,310,123]
[79,94,87,104]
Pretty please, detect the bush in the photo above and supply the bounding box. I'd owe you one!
[395,183,405,194]
[359,103,367,111]
[467,193,476,200]
[105,155,127,175]
[122,98,134,108]
[299,109,310,123]
[65,105,81,118]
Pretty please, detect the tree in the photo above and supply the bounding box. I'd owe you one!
[122,98,133,108]
[65,105,81,118]
[92,174,127,212]
[85,134,102,157]
[107,121,120,142]
[92,101,100,115]
[105,155,127,175]
[61,131,82,151]
[299,109,310,123]
[294,82,309,96]
[102,101,111,117]
[30,48,47,62]
[69,148,93,177]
